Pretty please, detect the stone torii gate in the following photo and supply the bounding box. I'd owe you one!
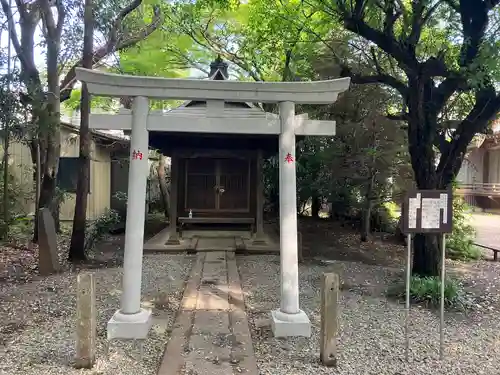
[75,67,350,340]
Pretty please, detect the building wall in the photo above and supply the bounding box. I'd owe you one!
[58,131,112,220]
[1,126,112,220]
[487,148,500,184]
[457,148,484,184]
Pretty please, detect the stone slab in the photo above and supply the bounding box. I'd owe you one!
[196,238,236,251]
[196,286,229,311]
[181,253,205,310]
[193,310,230,335]
[157,311,194,375]
[226,255,259,374]
[159,250,258,375]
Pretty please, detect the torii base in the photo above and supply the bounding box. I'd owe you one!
[271,309,311,338]
[107,308,152,340]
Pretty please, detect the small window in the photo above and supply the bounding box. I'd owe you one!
[57,157,90,193]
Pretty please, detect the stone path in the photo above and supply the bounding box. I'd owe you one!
[157,251,258,375]
[471,213,500,249]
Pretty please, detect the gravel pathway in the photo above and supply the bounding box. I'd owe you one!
[0,253,192,375]
[238,255,500,375]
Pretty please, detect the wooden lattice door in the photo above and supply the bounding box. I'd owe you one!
[185,159,217,211]
[217,158,250,212]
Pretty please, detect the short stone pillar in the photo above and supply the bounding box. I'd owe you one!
[271,101,311,337]
[107,96,152,340]
[320,272,339,366]
[75,272,96,369]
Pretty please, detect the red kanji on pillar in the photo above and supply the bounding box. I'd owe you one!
[284,153,294,164]
[132,150,143,160]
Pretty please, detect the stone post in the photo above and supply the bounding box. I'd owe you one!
[320,272,339,366]
[75,272,96,369]
[107,96,152,340]
[271,101,311,337]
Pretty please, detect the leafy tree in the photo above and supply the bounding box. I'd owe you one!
[298,0,500,276]
[0,0,163,242]
[68,0,94,262]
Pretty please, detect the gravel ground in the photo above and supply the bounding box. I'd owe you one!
[0,253,192,375]
[238,255,500,375]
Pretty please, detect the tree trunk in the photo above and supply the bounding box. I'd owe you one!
[412,233,440,276]
[361,174,375,242]
[360,204,371,242]
[311,194,320,219]
[35,35,62,242]
[407,87,450,277]
[157,155,170,219]
[69,0,93,262]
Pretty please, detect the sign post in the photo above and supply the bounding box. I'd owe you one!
[401,190,453,361]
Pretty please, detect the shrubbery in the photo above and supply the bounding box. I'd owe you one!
[446,191,481,261]
[84,208,121,252]
[371,201,400,233]
[388,275,470,310]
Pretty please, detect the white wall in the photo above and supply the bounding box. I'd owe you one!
[457,148,484,184]
[487,148,500,184]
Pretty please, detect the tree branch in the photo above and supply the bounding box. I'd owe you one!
[387,112,409,121]
[337,0,416,72]
[59,2,162,102]
[432,0,492,113]
[39,0,60,40]
[109,0,142,46]
[1,0,26,69]
[339,65,409,98]
[407,0,442,48]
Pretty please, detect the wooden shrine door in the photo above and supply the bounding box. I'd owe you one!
[185,158,250,213]
[217,158,250,212]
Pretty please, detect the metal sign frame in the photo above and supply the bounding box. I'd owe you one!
[401,189,452,362]
[401,189,453,234]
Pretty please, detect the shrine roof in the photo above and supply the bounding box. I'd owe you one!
[177,57,259,111]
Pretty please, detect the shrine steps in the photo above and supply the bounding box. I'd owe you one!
[143,225,279,254]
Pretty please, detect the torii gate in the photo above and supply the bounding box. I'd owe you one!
[75,67,350,340]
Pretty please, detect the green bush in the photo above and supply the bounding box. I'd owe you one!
[7,216,33,241]
[84,208,120,252]
[371,201,400,233]
[446,193,481,260]
[389,276,469,310]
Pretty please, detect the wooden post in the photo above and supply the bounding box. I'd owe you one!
[298,231,303,263]
[253,149,266,244]
[167,153,180,244]
[320,272,339,367]
[75,272,96,369]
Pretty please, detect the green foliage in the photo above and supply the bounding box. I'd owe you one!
[6,216,33,241]
[389,276,468,310]
[371,201,400,233]
[0,161,32,229]
[84,209,120,252]
[112,191,128,202]
[446,194,481,261]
